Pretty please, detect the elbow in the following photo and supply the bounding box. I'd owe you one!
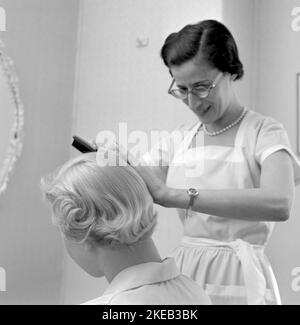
[274,196,291,222]
[276,209,289,222]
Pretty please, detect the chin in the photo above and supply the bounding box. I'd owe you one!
[90,273,105,278]
[85,268,105,278]
[193,106,213,121]
[195,114,212,123]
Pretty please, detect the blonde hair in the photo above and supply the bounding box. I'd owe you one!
[41,152,157,248]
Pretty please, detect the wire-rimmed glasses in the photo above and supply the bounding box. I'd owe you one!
[168,72,223,100]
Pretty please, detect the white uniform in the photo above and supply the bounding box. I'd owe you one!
[145,109,300,305]
[82,258,211,305]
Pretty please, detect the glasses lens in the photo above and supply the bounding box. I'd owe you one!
[193,87,210,98]
[170,89,187,99]
[169,85,212,99]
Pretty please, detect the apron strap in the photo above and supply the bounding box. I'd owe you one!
[234,109,249,148]
[181,121,202,153]
[181,236,268,305]
[182,109,249,152]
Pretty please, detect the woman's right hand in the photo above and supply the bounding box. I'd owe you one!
[89,139,98,151]
[93,139,169,204]
[114,143,170,205]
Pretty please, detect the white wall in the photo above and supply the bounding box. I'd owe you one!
[0,0,79,304]
[252,0,300,305]
[222,0,257,110]
[63,0,223,304]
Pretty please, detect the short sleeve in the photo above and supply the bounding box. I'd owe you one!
[255,117,300,185]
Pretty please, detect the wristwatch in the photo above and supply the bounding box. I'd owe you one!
[185,188,199,219]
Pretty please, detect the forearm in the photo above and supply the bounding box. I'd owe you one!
[161,187,291,222]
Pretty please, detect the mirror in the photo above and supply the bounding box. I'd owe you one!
[0,39,24,195]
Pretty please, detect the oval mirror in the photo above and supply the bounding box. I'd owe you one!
[0,39,24,196]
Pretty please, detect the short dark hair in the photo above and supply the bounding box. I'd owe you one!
[160,20,244,81]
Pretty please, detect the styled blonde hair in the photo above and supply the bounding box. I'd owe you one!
[41,152,157,248]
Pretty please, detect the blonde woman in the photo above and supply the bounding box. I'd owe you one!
[40,152,211,305]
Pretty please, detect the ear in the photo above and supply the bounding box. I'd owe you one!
[230,74,237,81]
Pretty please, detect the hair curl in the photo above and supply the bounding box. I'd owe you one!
[41,152,157,248]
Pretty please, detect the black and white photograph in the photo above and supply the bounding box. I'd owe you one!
[0,0,300,308]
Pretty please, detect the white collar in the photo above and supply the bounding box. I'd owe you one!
[101,257,179,297]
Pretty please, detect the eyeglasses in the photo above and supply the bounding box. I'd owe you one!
[168,72,223,100]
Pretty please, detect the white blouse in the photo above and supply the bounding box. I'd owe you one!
[82,258,211,305]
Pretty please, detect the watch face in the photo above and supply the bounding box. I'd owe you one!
[188,188,199,196]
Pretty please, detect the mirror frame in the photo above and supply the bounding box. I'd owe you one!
[0,39,24,195]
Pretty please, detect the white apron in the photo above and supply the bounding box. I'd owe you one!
[166,112,282,305]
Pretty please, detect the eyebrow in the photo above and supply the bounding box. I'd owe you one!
[177,80,211,88]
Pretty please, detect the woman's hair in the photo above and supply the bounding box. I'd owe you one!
[161,19,244,80]
[40,152,157,248]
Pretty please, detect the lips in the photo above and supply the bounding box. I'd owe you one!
[197,105,211,115]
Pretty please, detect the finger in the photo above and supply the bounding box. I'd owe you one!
[116,144,141,166]
[89,139,98,150]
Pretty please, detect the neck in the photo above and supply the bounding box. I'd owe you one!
[206,94,243,132]
[99,237,162,283]
[213,105,244,131]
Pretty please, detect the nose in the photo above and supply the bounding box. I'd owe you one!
[187,92,202,110]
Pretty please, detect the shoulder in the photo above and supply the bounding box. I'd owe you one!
[108,286,160,305]
[245,110,285,132]
[242,110,287,147]
[81,294,111,305]
[109,278,211,305]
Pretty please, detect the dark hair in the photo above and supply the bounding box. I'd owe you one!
[160,20,244,81]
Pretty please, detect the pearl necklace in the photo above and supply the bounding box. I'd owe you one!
[203,107,247,136]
